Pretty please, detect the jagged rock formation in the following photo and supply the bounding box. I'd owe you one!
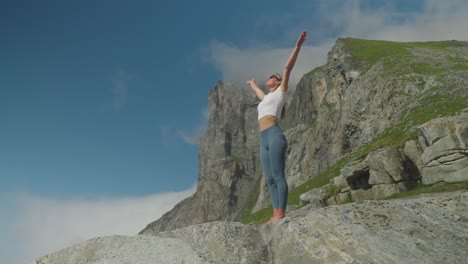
[140,38,468,234]
[140,84,263,232]
[34,190,468,264]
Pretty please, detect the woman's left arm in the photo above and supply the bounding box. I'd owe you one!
[281,31,307,93]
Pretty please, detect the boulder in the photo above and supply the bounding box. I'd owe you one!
[299,186,328,208]
[32,235,205,264]
[418,110,468,184]
[371,183,400,199]
[403,139,424,174]
[367,147,403,184]
[35,191,468,264]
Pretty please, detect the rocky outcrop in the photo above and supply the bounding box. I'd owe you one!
[141,38,468,233]
[32,236,205,264]
[34,190,468,264]
[418,110,468,184]
[300,110,468,206]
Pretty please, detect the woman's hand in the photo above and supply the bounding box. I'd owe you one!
[246,79,256,86]
[296,31,307,47]
[283,31,307,93]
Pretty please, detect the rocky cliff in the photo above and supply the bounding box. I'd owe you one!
[34,38,468,263]
[138,83,263,232]
[140,38,468,233]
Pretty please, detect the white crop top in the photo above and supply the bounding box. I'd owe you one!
[257,87,285,120]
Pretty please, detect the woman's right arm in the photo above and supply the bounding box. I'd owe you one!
[246,79,266,100]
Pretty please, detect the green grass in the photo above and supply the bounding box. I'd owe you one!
[304,65,326,78]
[450,65,468,71]
[344,39,411,71]
[229,154,245,163]
[241,206,273,224]
[411,40,467,52]
[447,56,468,63]
[304,39,467,78]
[382,181,468,200]
[345,39,465,56]
[343,38,466,73]
[411,63,443,75]
[239,174,262,221]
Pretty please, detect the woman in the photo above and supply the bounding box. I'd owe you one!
[246,31,307,224]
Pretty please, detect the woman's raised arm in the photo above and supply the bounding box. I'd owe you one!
[281,31,307,93]
[247,79,266,100]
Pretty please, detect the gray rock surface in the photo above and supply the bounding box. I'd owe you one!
[418,110,468,184]
[403,139,425,176]
[35,191,468,264]
[367,147,405,184]
[299,186,328,208]
[32,235,204,264]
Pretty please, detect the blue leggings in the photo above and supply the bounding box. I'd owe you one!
[260,124,288,209]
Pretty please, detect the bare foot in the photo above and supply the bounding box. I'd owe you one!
[265,208,278,224]
[265,209,285,224]
[266,215,285,224]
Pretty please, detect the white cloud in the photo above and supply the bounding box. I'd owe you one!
[3,184,196,264]
[178,126,207,145]
[207,0,468,87]
[209,41,333,90]
[160,107,210,145]
[0,196,21,264]
[320,0,468,42]
[177,106,210,145]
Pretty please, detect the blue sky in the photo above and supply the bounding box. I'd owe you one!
[1,0,467,263]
